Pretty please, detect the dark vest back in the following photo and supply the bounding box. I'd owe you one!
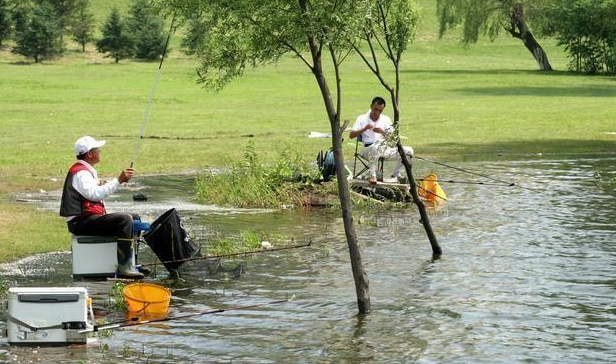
[59,163,106,217]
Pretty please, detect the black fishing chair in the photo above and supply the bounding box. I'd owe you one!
[352,134,384,180]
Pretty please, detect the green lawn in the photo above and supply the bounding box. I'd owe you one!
[1,0,615,261]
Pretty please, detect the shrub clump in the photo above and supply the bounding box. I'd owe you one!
[195,143,322,208]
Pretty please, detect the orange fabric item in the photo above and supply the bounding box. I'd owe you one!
[418,173,447,204]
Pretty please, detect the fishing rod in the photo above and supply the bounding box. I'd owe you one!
[414,155,516,187]
[416,185,447,201]
[81,297,294,333]
[130,14,176,168]
[417,179,517,186]
[141,241,313,268]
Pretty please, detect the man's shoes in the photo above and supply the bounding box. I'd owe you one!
[391,174,407,184]
[369,175,378,184]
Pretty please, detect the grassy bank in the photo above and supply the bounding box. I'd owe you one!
[1,0,615,261]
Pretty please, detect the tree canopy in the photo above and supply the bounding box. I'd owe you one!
[70,0,94,52]
[127,0,166,60]
[11,2,61,62]
[96,7,134,63]
[545,0,616,74]
[0,0,11,46]
[436,0,554,70]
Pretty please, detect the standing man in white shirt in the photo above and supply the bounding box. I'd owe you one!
[60,136,143,278]
[349,97,414,184]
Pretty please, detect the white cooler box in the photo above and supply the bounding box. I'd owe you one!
[6,287,91,345]
[71,235,118,278]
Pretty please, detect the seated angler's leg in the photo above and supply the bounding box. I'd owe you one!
[108,213,143,278]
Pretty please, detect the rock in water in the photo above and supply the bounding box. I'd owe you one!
[132,193,148,201]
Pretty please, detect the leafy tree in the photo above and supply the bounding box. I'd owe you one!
[545,0,616,74]
[42,0,76,46]
[11,2,61,62]
[437,0,554,71]
[9,0,34,36]
[0,0,11,46]
[350,0,441,255]
[127,0,166,60]
[70,0,94,52]
[165,0,372,313]
[180,13,207,55]
[96,7,133,63]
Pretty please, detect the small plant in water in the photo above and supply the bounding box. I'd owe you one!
[0,277,8,298]
[105,282,128,312]
[594,171,616,187]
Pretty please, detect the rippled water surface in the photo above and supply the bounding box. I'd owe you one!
[1,157,615,363]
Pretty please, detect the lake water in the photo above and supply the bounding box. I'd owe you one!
[1,157,615,363]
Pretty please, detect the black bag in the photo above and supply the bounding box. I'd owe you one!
[143,208,201,272]
[317,149,336,182]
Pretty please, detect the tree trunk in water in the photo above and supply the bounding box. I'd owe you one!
[299,0,370,313]
[319,82,371,313]
[509,3,553,71]
[396,141,442,256]
[390,82,442,256]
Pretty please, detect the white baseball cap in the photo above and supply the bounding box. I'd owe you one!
[74,136,106,156]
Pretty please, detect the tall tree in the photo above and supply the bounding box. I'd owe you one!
[545,0,616,74]
[70,0,94,52]
[96,7,133,63]
[180,12,207,55]
[127,0,166,60]
[437,0,554,71]
[350,0,442,256]
[0,0,11,46]
[43,0,76,45]
[9,0,34,36]
[164,0,372,313]
[11,2,61,62]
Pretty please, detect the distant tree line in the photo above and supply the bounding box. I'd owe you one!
[437,0,616,74]
[0,0,166,63]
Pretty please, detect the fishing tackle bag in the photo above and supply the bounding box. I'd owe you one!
[143,208,201,272]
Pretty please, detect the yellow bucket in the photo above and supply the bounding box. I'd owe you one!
[123,283,171,314]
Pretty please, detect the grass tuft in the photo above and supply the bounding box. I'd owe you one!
[195,142,322,208]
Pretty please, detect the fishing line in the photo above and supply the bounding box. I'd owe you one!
[416,185,447,201]
[81,297,294,333]
[130,14,177,168]
[417,179,516,186]
[141,241,313,268]
[414,155,516,186]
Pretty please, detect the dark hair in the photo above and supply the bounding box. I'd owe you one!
[76,153,88,160]
[371,96,386,107]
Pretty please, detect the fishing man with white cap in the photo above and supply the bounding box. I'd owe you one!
[59,136,143,278]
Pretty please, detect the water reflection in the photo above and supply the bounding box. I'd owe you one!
[1,157,616,363]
